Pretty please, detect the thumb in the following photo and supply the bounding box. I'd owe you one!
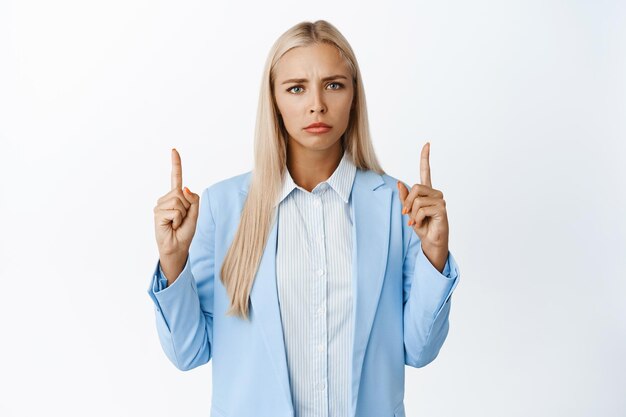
[183,187,200,220]
[397,181,409,204]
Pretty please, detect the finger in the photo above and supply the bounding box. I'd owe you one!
[411,205,440,229]
[182,187,197,206]
[159,196,188,219]
[408,196,442,225]
[409,196,442,216]
[420,142,432,188]
[171,148,183,190]
[158,188,191,209]
[397,181,410,206]
[158,208,184,230]
[183,188,200,222]
[402,184,442,214]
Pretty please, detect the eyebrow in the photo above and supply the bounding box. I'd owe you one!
[280,75,349,85]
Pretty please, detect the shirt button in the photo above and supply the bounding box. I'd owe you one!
[318,382,326,391]
[317,307,325,315]
[317,268,325,276]
[317,344,325,352]
[314,198,321,207]
[317,235,324,243]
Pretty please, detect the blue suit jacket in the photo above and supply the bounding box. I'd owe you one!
[148,168,460,417]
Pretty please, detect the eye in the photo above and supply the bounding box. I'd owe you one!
[327,82,344,90]
[287,85,304,94]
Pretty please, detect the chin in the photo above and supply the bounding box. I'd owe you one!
[293,134,342,149]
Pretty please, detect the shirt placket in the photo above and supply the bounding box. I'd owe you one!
[310,184,329,417]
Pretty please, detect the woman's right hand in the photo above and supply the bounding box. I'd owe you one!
[153,148,200,281]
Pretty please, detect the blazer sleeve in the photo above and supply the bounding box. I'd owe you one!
[402,228,460,368]
[146,187,215,371]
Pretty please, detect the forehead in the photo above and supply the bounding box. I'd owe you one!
[274,43,350,79]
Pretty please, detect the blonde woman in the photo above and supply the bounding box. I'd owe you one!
[149,20,460,417]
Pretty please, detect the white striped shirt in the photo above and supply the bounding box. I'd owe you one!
[275,149,356,417]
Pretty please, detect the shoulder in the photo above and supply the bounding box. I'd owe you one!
[204,170,252,199]
[196,171,252,220]
[368,171,410,193]
[381,172,405,189]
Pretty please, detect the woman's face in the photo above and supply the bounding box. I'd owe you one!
[273,43,354,153]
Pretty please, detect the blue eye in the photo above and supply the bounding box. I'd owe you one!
[328,82,344,90]
[287,86,304,94]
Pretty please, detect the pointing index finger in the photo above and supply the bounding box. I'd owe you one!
[420,142,432,188]
[171,148,183,190]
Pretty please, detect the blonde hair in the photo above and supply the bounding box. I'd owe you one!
[220,19,385,320]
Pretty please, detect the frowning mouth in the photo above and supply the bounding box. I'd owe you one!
[304,122,332,133]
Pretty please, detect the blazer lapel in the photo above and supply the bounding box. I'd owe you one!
[247,207,294,412]
[350,169,392,409]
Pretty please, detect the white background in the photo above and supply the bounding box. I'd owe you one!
[1,1,625,416]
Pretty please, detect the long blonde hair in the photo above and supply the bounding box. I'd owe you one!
[220,20,385,320]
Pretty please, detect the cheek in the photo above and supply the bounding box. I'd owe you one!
[279,107,299,130]
[275,99,300,137]
[336,96,353,122]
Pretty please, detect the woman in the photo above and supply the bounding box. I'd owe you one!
[148,20,460,417]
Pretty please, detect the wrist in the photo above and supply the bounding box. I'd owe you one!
[159,252,188,284]
[421,242,448,273]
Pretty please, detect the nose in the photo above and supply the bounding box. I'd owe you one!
[309,87,327,114]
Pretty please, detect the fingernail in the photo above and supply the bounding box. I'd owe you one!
[408,219,414,226]
[184,186,190,193]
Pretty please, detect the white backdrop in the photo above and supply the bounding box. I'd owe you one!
[1,1,625,416]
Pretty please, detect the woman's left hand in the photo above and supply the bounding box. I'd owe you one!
[397,142,449,272]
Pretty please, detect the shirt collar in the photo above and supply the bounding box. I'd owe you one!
[278,150,357,206]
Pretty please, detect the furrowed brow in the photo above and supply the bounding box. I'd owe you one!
[281,75,348,85]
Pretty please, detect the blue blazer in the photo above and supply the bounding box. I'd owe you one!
[148,168,460,417]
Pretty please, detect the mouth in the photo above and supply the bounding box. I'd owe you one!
[304,126,332,134]
[305,122,331,129]
[304,122,332,133]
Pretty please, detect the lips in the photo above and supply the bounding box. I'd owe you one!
[305,122,331,129]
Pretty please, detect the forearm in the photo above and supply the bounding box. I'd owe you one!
[148,259,213,370]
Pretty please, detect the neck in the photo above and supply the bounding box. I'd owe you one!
[286,139,344,192]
